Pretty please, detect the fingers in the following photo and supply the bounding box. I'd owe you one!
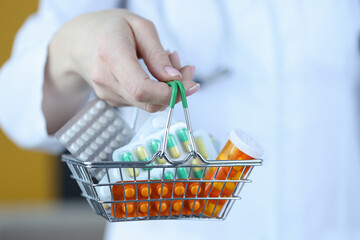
[92,71,170,112]
[179,65,200,97]
[168,51,181,69]
[96,45,200,113]
[107,64,175,107]
[91,11,200,113]
[96,37,176,112]
[168,51,199,97]
[95,84,167,113]
[126,16,182,81]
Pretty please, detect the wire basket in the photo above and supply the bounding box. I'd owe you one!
[61,81,263,222]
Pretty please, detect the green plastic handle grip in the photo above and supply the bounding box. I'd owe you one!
[166,81,188,108]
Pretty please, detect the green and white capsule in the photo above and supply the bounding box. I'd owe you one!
[163,171,175,180]
[148,139,166,164]
[191,158,204,179]
[135,145,152,170]
[167,134,181,159]
[195,137,209,159]
[120,152,140,177]
[176,167,189,179]
[176,128,191,152]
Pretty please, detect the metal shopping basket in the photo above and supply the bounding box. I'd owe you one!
[62,81,263,222]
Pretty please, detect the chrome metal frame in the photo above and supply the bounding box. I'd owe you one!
[62,154,262,222]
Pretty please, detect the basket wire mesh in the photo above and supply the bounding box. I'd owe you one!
[62,155,262,222]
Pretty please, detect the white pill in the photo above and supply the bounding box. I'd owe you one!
[115,135,124,142]
[81,133,90,142]
[92,122,101,130]
[60,134,70,143]
[83,113,92,121]
[94,157,101,162]
[99,116,107,124]
[76,138,84,146]
[90,142,98,150]
[113,119,123,128]
[110,140,118,148]
[70,143,79,152]
[66,129,75,138]
[104,146,113,153]
[90,107,99,115]
[86,128,95,136]
[99,152,107,159]
[107,125,116,133]
[85,148,94,155]
[95,100,106,109]
[104,109,114,118]
[95,137,104,145]
[152,117,166,129]
[71,124,81,132]
[79,153,88,161]
[101,132,110,139]
[121,128,130,135]
[77,119,86,127]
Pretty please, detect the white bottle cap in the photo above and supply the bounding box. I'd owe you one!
[228,129,264,159]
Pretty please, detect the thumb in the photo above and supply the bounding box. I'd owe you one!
[127,17,182,81]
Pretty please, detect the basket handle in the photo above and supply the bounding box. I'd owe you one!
[167,81,188,108]
[157,81,202,164]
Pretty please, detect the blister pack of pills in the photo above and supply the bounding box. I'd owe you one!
[114,122,217,179]
[96,122,218,201]
[130,111,178,142]
[55,98,134,163]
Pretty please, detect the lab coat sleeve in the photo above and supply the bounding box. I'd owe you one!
[0,0,119,154]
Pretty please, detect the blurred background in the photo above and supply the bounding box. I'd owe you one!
[0,2,106,239]
[1,1,359,240]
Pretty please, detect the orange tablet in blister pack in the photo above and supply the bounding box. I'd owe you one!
[203,129,263,217]
[111,179,205,218]
[181,181,203,215]
[111,183,137,218]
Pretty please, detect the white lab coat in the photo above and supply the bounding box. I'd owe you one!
[0,0,359,240]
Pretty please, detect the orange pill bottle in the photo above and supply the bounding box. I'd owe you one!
[203,129,263,217]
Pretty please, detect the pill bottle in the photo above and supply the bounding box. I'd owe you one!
[218,129,263,161]
[204,129,263,217]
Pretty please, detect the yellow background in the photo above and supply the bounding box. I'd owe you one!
[0,1,58,202]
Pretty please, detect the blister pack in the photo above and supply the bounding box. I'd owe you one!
[55,98,134,163]
[130,111,174,142]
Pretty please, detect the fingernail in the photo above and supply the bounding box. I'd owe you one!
[186,83,200,96]
[191,65,196,79]
[164,65,182,78]
[173,51,181,65]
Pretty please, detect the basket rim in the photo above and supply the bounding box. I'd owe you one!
[61,154,263,168]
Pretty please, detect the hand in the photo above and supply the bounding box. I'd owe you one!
[44,9,200,133]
